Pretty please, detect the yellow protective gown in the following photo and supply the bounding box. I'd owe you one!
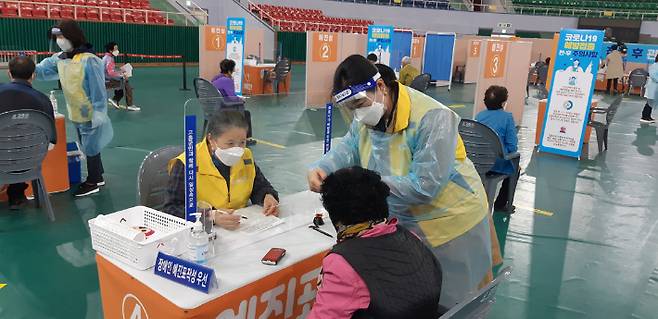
[36,50,113,156]
[314,84,492,307]
[169,139,256,210]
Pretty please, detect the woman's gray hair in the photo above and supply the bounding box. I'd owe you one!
[206,110,248,138]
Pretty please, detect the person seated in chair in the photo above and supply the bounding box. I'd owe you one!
[475,85,519,213]
[163,111,278,229]
[399,56,420,86]
[0,56,56,210]
[103,42,139,111]
[308,166,442,319]
[211,59,238,98]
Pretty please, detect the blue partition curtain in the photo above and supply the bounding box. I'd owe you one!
[423,33,455,82]
[390,30,413,71]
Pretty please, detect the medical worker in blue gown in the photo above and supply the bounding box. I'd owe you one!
[35,20,113,197]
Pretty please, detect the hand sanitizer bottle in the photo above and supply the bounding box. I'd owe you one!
[49,91,58,115]
[188,213,209,265]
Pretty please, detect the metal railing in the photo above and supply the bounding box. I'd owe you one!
[0,0,207,26]
[327,0,658,20]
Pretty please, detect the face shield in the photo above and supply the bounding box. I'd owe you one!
[333,73,381,122]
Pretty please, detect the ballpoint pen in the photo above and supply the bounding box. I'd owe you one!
[309,225,333,238]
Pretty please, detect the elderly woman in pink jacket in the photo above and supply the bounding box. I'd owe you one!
[308,166,443,319]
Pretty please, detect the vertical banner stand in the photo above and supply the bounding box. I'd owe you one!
[323,103,333,154]
[184,115,197,222]
[539,29,604,158]
[226,17,246,96]
[367,25,394,66]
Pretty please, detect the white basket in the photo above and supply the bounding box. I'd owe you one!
[89,206,191,270]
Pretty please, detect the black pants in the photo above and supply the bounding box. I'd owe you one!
[494,170,520,209]
[642,103,653,119]
[607,78,619,94]
[7,183,28,202]
[86,153,105,184]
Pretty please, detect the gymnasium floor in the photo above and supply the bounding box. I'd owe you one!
[0,65,657,319]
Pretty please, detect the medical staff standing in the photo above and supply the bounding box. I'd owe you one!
[35,20,113,197]
[307,55,492,307]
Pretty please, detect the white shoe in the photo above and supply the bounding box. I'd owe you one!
[108,98,120,109]
[126,105,141,111]
[640,118,656,124]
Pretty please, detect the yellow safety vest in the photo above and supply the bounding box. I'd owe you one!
[170,139,256,210]
[57,53,96,123]
[359,85,488,247]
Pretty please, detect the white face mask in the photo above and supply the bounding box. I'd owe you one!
[354,91,385,126]
[56,38,73,52]
[112,50,120,57]
[214,146,245,167]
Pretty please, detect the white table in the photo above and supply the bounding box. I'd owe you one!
[96,191,336,318]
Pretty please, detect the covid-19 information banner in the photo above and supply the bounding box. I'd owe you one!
[539,29,604,158]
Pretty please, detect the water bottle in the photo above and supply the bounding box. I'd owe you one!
[49,91,58,115]
[188,213,209,265]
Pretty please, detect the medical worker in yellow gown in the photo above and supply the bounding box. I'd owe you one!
[308,55,495,307]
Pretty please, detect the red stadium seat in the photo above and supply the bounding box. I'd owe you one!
[49,5,61,18]
[110,8,123,21]
[131,10,144,23]
[33,4,48,17]
[86,7,99,20]
[61,6,74,18]
[19,3,34,17]
[1,2,19,17]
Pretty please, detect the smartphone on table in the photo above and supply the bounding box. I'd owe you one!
[261,248,286,265]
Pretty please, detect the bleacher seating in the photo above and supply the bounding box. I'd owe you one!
[512,0,658,20]
[0,0,175,25]
[328,0,449,10]
[249,3,373,33]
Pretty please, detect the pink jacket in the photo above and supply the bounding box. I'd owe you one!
[308,219,399,319]
[102,53,123,80]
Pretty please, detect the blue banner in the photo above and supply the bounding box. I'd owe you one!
[367,25,394,66]
[185,115,197,222]
[539,29,604,158]
[226,17,245,95]
[390,30,413,71]
[323,103,333,154]
[601,42,658,64]
[154,252,215,293]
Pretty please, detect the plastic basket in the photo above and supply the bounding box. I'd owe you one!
[89,206,191,270]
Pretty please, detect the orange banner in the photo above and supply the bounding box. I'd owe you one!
[204,25,226,51]
[97,251,327,319]
[469,40,481,58]
[412,37,425,59]
[484,41,508,79]
[312,32,338,62]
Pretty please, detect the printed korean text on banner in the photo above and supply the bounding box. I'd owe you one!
[323,103,333,154]
[154,252,215,293]
[390,30,413,71]
[204,26,226,51]
[367,25,394,66]
[312,32,338,62]
[470,40,481,57]
[185,115,197,222]
[540,29,604,158]
[484,41,508,79]
[601,42,658,64]
[226,17,245,95]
